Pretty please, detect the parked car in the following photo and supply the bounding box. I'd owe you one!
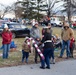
[0,22,30,38]
[0,19,8,26]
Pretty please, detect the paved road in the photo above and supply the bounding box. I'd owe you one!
[0,60,76,75]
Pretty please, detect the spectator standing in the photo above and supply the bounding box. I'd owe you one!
[42,24,55,64]
[47,23,52,36]
[42,23,52,38]
[59,23,74,58]
[43,19,48,26]
[1,24,12,59]
[30,22,41,63]
[70,37,75,58]
[22,19,26,25]
[46,16,50,23]
[31,19,36,26]
[39,27,54,69]
[22,38,31,63]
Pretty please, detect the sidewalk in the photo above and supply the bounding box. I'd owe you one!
[0,60,76,75]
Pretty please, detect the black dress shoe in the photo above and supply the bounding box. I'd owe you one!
[35,59,37,64]
[35,61,37,64]
[46,66,50,69]
[52,62,55,64]
[40,66,45,69]
[69,56,74,58]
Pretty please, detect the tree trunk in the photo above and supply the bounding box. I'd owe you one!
[67,0,72,27]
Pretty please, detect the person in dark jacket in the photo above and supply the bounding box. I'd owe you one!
[2,24,12,59]
[42,23,55,64]
[39,27,54,69]
[42,23,52,38]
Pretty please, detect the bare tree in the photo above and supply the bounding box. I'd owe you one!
[71,0,76,8]
[0,3,11,18]
[62,0,76,26]
[47,0,64,17]
[10,3,23,19]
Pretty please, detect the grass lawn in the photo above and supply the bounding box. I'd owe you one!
[0,26,76,67]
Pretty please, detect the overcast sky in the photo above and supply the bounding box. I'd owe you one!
[0,0,18,18]
[0,0,17,5]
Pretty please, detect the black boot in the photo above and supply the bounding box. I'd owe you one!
[35,59,37,64]
[40,66,45,69]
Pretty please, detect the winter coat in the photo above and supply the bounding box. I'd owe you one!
[2,31,12,44]
[30,26,40,39]
[70,37,75,48]
[22,42,30,52]
[61,28,74,41]
[41,31,54,49]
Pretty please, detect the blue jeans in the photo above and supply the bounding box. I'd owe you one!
[49,48,54,59]
[3,44,10,59]
[41,48,54,68]
[22,50,29,63]
[60,40,70,57]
